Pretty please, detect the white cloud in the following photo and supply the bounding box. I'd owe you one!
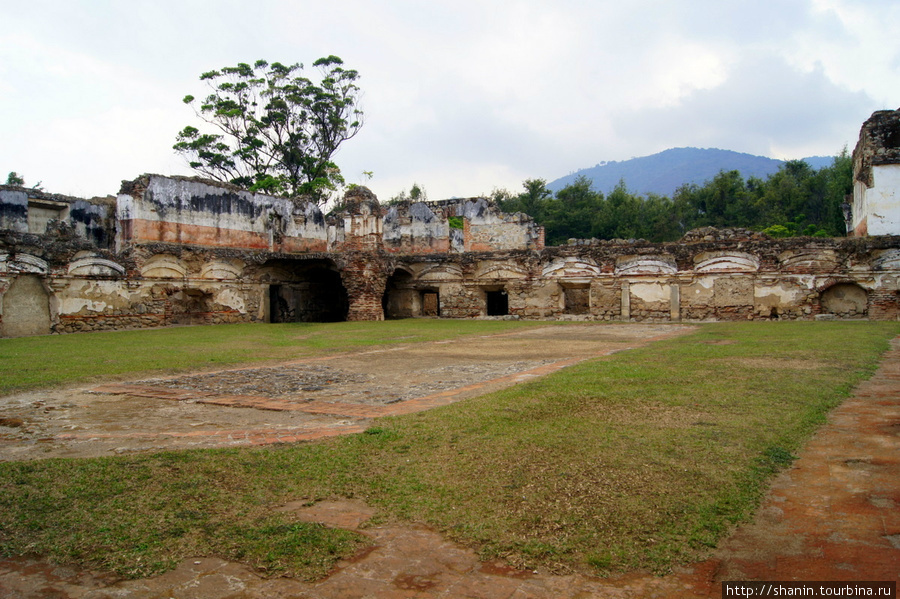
[2,0,899,200]
[610,53,873,159]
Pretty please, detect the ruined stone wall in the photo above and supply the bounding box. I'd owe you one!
[3,170,900,337]
[0,186,114,248]
[116,175,329,253]
[0,232,271,336]
[387,234,900,322]
[382,202,451,254]
[852,108,900,237]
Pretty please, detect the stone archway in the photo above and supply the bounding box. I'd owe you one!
[263,259,349,323]
[1,275,52,337]
[820,283,868,318]
[382,268,420,319]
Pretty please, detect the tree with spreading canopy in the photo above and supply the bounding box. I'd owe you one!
[174,56,363,203]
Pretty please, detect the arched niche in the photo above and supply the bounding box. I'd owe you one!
[200,260,245,280]
[615,257,676,275]
[382,268,421,319]
[694,251,759,273]
[263,258,348,323]
[417,264,463,282]
[1,275,51,337]
[820,283,868,318]
[475,262,528,280]
[541,257,601,278]
[68,257,126,277]
[140,254,188,279]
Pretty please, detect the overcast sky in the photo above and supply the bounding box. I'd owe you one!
[2,0,899,203]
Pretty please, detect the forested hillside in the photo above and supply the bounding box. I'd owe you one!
[497,151,852,245]
[546,147,834,197]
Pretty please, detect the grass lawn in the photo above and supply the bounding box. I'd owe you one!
[0,320,897,580]
[0,319,545,396]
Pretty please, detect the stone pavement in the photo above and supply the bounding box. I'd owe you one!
[1,335,899,597]
[1,324,689,461]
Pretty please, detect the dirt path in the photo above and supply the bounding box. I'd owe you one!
[2,326,898,598]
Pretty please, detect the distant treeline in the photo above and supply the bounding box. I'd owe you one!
[496,151,852,244]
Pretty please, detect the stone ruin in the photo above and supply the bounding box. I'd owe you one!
[2,109,900,337]
[852,108,900,236]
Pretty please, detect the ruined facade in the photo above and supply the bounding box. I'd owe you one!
[852,108,900,236]
[2,110,900,337]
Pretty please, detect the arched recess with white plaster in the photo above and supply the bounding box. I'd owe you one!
[542,258,601,315]
[68,255,126,277]
[140,254,188,279]
[416,263,464,283]
[474,261,529,281]
[693,251,759,273]
[541,256,602,278]
[778,249,840,273]
[615,256,677,276]
[200,259,245,280]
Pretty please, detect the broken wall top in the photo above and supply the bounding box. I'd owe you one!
[853,108,900,187]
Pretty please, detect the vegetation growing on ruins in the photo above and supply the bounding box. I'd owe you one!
[2,321,897,580]
[174,57,363,203]
[499,150,853,244]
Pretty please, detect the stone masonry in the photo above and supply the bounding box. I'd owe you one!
[2,109,900,336]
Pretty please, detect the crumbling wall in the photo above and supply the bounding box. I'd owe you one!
[0,186,114,247]
[852,108,900,236]
[456,198,545,252]
[3,170,900,337]
[117,175,329,253]
[386,233,900,322]
[382,202,451,254]
[0,189,28,233]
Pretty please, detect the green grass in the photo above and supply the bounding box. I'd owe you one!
[1,321,897,580]
[0,319,544,396]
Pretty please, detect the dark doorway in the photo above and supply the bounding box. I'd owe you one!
[563,285,590,315]
[382,269,417,319]
[265,260,349,323]
[486,289,508,316]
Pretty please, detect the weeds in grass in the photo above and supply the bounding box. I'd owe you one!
[1,321,898,580]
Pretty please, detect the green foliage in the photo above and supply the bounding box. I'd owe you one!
[389,182,428,204]
[761,224,792,238]
[174,57,363,204]
[5,172,24,186]
[448,216,464,229]
[508,150,854,243]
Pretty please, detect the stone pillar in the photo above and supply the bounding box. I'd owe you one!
[340,252,388,321]
[670,283,681,321]
[621,281,630,319]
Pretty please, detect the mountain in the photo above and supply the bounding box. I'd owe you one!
[546,147,835,197]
